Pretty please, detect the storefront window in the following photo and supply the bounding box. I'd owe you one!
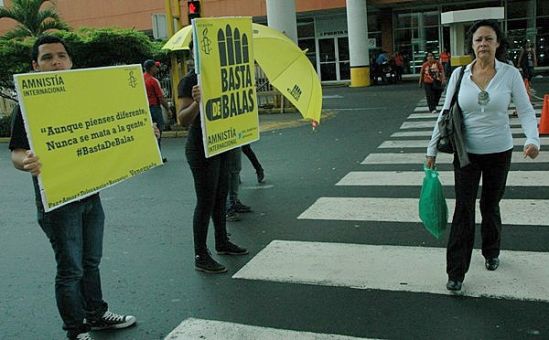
[394,8,440,74]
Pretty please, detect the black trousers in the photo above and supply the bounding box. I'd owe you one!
[185,126,229,255]
[242,144,263,173]
[424,83,443,112]
[447,149,512,281]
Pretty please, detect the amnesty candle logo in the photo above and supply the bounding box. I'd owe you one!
[21,74,67,96]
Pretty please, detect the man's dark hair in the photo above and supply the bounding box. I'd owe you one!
[466,19,508,62]
[31,35,72,63]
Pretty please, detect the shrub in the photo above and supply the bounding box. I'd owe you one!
[0,113,12,137]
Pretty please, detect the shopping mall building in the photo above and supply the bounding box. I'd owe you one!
[0,0,547,83]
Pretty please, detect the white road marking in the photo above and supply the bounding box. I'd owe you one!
[234,241,549,302]
[297,197,549,226]
[390,128,527,137]
[165,318,375,340]
[362,152,549,164]
[378,138,549,149]
[336,171,549,187]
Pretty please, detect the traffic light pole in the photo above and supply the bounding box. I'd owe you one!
[164,0,183,117]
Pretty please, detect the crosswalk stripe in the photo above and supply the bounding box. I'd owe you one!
[336,171,549,187]
[390,128,527,137]
[362,152,549,164]
[401,118,537,129]
[297,197,549,226]
[378,137,549,148]
[234,240,549,302]
[165,318,373,340]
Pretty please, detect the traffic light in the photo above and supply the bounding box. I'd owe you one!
[187,0,200,23]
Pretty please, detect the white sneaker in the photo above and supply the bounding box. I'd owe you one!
[87,310,136,330]
[75,332,94,340]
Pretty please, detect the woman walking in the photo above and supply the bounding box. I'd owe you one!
[419,52,446,114]
[425,20,539,291]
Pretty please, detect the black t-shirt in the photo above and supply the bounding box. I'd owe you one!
[177,70,199,128]
[177,70,204,150]
[8,105,42,203]
[8,105,29,151]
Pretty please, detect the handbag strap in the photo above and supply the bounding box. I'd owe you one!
[449,66,466,107]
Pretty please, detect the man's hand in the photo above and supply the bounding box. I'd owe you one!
[23,150,41,176]
[524,144,539,159]
[152,123,161,138]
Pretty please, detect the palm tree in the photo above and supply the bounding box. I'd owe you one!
[0,0,69,39]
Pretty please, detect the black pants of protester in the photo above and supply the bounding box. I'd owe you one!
[185,126,229,255]
[424,83,443,112]
[242,144,263,173]
[447,149,512,281]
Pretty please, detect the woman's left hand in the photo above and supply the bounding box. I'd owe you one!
[524,144,539,159]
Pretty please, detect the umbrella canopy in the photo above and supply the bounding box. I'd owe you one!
[162,23,322,123]
[162,25,193,51]
[251,24,322,123]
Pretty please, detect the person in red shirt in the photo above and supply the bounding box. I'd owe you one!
[419,52,446,114]
[394,51,404,81]
[143,59,173,162]
[440,48,451,78]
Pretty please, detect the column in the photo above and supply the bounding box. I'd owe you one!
[346,0,370,87]
[266,0,298,43]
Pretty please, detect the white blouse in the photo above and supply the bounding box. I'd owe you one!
[427,59,540,156]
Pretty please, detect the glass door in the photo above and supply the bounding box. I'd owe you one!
[319,37,350,81]
[319,38,337,81]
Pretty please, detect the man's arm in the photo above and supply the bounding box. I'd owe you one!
[11,149,41,176]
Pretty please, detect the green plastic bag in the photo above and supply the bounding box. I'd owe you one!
[419,167,448,239]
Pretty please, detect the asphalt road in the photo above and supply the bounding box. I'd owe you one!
[1,79,548,339]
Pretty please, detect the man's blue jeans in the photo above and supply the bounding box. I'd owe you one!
[227,147,242,205]
[37,194,108,336]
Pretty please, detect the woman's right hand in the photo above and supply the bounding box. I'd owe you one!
[192,85,201,103]
[425,156,436,169]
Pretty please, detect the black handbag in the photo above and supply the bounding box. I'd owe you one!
[437,67,465,154]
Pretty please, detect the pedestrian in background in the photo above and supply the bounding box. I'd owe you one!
[394,51,404,82]
[242,143,265,183]
[176,41,248,274]
[144,59,173,162]
[9,35,136,340]
[419,52,446,114]
[517,41,537,83]
[425,20,539,292]
[226,147,253,222]
[440,48,451,78]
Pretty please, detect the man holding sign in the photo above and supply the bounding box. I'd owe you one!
[9,36,136,340]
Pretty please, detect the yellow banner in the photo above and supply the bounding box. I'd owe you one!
[193,17,259,157]
[14,65,162,212]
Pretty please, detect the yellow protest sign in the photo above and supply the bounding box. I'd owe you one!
[193,17,259,157]
[14,65,162,212]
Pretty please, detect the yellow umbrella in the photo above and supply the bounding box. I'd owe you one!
[251,24,322,124]
[162,25,193,51]
[162,23,322,124]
